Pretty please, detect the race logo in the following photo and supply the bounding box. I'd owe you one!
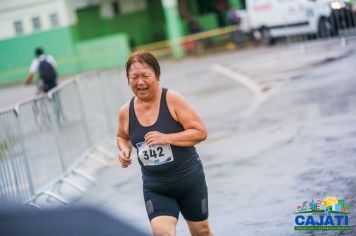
[294,197,351,231]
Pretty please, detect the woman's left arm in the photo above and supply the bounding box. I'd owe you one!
[144,91,207,147]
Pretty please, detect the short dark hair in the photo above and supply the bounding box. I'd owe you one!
[125,51,160,79]
[35,48,44,57]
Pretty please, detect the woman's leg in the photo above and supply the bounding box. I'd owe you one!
[144,188,179,236]
[177,170,213,236]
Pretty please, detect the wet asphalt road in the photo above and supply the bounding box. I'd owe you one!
[77,40,356,236]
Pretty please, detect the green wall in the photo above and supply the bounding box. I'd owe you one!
[106,10,153,46]
[75,2,166,46]
[75,34,130,72]
[0,27,77,84]
[181,13,219,35]
[0,26,130,84]
[147,0,166,42]
[76,6,105,40]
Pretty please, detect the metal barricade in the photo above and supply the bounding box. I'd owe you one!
[16,96,65,193]
[75,73,113,144]
[47,80,91,169]
[0,73,125,203]
[98,70,126,136]
[0,108,34,202]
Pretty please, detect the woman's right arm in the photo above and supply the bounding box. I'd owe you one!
[117,103,132,168]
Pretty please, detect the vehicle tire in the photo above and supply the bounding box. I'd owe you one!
[318,17,333,38]
[260,27,274,45]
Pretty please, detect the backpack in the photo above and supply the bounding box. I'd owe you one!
[38,58,57,85]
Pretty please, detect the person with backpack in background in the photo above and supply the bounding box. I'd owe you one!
[25,47,64,126]
[24,47,58,95]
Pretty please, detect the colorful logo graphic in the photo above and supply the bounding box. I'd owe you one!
[294,197,351,231]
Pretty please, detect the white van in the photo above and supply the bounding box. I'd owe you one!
[245,0,354,44]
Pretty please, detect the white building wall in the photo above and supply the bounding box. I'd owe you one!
[0,0,71,40]
[0,0,147,40]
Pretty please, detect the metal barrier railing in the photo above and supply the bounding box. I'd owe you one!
[0,73,124,204]
[16,95,64,196]
[0,108,34,202]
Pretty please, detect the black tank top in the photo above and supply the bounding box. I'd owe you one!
[129,88,202,185]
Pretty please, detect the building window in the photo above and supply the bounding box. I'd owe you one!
[112,1,121,16]
[32,17,42,31]
[14,21,24,35]
[49,13,59,27]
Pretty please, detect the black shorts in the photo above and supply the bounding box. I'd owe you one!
[143,169,209,222]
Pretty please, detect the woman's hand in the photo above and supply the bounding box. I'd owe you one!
[144,131,170,147]
[118,148,132,168]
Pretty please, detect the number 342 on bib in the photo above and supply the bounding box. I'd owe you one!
[136,142,174,166]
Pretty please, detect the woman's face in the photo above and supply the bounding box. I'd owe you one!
[128,61,159,101]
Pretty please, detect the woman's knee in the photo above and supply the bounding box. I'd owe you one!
[151,216,177,236]
[191,226,213,236]
[152,226,175,236]
[187,220,213,236]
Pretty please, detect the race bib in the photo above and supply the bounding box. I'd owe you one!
[136,142,174,166]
